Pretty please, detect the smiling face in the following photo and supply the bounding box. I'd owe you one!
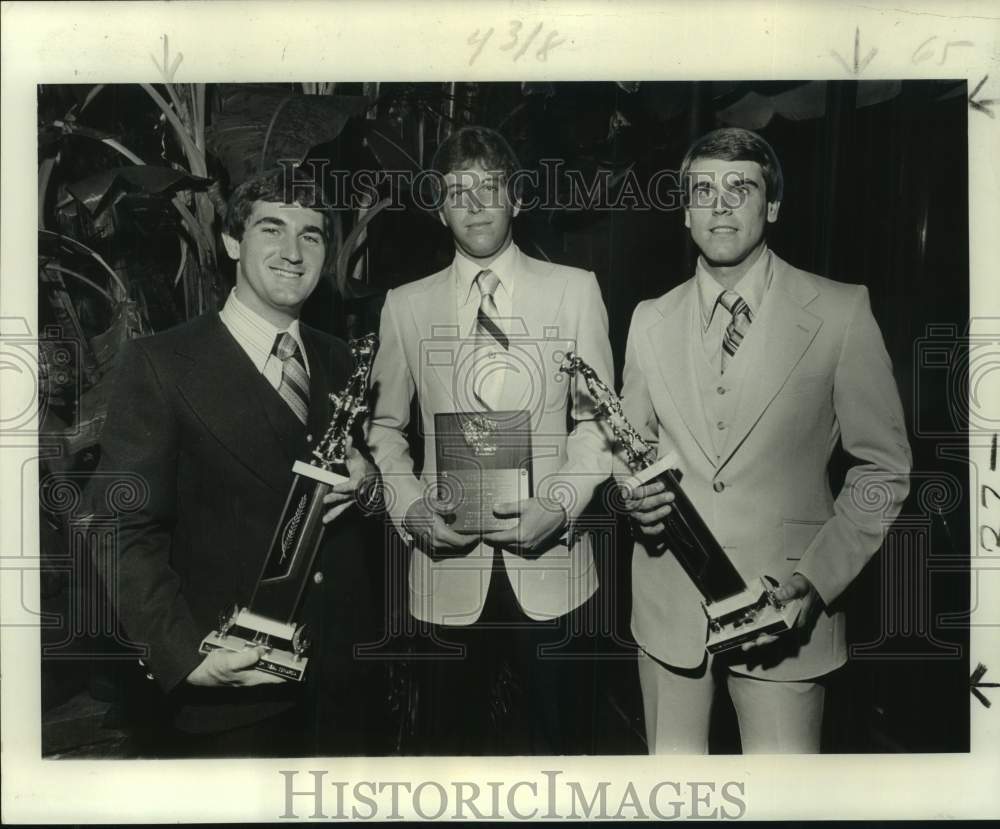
[684,158,780,283]
[438,162,519,265]
[222,200,327,328]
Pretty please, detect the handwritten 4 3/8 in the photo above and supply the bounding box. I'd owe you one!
[468,21,567,65]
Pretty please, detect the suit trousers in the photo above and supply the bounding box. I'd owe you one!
[637,649,825,754]
[414,545,597,755]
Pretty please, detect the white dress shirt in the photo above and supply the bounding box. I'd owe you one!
[695,245,773,372]
[453,242,519,410]
[218,287,310,390]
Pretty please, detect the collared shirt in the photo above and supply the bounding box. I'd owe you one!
[219,287,309,391]
[454,241,518,337]
[696,246,773,371]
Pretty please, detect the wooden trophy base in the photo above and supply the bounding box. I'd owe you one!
[199,607,309,682]
[704,576,802,654]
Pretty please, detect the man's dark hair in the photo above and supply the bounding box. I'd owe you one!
[223,167,333,242]
[680,127,784,204]
[429,125,523,205]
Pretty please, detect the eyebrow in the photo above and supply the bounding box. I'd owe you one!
[446,176,501,192]
[252,216,286,229]
[251,216,327,240]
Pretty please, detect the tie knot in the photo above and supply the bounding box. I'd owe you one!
[273,331,300,361]
[719,290,749,318]
[476,269,500,299]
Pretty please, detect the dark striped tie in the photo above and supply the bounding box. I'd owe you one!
[475,269,509,350]
[720,290,753,373]
[472,269,508,410]
[273,332,310,424]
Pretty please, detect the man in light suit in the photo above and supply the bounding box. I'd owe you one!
[621,128,911,753]
[367,126,615,753]
[90,170,379,757]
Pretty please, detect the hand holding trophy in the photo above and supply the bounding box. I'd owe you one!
[199,334,378,681]
[559,351,801,654]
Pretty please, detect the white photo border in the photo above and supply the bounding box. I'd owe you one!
[2,0,999,821]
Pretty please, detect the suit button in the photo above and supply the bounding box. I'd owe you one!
[716,420,726,430]
[313,571,324,584]
[306,434,313,443]
[717,386,726,395]
[713,481,725,493]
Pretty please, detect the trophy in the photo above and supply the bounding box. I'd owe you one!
[559,352,800,654]
[199,334,378,681]
[434,410,533,534]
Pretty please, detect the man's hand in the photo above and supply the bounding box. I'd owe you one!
[620,478,676,538]
[185,647,286,687]
[321,438,378,525]
[483,497,568,553]
[741,573,824,651]
[403,498,477,557]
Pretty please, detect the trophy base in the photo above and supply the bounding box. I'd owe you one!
[199,607,309,682]
[703,576,802,654]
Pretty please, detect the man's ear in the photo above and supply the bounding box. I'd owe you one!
[684,207,692,230]
[512,198,522,219]
[766,201,781,223]
[221,233,241,261]
[437,210,448,228]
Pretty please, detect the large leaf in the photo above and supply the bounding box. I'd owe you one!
[364,119,423,176]
[362,120,442,221]
[66,167,210,217]
[206,91,370,186]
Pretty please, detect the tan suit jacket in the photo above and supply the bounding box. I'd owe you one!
[368,246,616,625]
[621,254,911,680]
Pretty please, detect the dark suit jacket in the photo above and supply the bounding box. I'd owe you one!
[90,312,377,740]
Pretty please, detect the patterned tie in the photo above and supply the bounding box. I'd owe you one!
[472,269,508,410]
[474,269,509,350]
[719,290,753,373]
[272,331,310,424]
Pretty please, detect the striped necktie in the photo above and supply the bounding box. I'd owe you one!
[272,331,310,424]
[475,269,509,350]
[719,290,753,373]
[472,269,508,410]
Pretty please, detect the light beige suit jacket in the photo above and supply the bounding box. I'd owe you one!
[621,254,912,680]
[368,246,616,625]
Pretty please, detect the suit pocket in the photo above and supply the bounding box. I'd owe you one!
[782,519,826,560]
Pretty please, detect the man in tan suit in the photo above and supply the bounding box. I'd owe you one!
[621,127,911,753]
[367,126,614,753]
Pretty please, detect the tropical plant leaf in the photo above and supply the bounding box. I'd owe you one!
[363,118,423,176]
[206,91,370,186]
[66,167,210,217]
[336,198,393,298]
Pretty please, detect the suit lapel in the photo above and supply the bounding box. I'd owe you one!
[410,267,461,406]
[718,257,821,468]
[647,281,716,465]
[300,325,338,451]
[502,251,567,412]
[175,315,292,492]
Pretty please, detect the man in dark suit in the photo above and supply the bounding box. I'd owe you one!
[91,170,379,757]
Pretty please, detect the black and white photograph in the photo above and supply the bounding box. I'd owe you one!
[2,0,999,822]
